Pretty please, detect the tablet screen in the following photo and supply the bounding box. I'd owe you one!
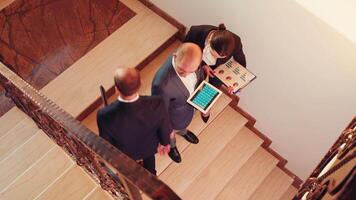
[190,83,219,110]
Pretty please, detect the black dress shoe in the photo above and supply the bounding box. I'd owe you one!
[201,113,210,123]
[182,130,199,144]
[168,147,181,163]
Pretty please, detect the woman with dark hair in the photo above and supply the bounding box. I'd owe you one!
[184,23,246,80]
[184,23,247,122]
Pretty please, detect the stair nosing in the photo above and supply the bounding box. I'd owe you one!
[0,117,29,141]
[0,129,42,165]
[32,164,76,200]
[0,145,56,193]
[82,186,99,200]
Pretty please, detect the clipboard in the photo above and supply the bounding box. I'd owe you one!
[214,58,257,93]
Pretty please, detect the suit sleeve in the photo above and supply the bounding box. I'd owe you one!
[157,99,172,146]
[183,26,196,43]
[184,25,205,46]
[233,38,247,67]
[152,84,170,112]
[197,66,207,84]
[97,110,114,145]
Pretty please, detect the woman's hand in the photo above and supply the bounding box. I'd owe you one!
[203,65,215,78]
[227,86,234,94]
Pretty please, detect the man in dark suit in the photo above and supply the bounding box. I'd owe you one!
[152,43,205,163]
[97,67,171,175]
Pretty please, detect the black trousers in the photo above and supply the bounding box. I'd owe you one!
[142,155,156,176]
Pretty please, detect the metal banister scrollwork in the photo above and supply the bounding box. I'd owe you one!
[0,62,181,200]
[293,117,355,200]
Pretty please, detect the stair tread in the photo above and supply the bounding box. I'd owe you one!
[249,167,293,200]
[85,187,114,200]
[0,107,26,138]
[181,126,263,200]
[216,147,279,200]
[159,106,248,194]
[0,116,39,162]
[35,166,96,200]
[0,146,73,199]
[279,185,298,200]
[0,130,54,191]
[156,93,232,175]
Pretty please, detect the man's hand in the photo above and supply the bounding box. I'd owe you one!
[201,110,210,117]
[203,65,215,78]
[157,144,170,155]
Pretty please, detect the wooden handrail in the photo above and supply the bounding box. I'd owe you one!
[293,116,355,199]
[0,62,181,200]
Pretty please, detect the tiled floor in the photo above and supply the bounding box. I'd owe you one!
[0,0,135,116]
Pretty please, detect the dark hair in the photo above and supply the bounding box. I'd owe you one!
[114,69,141,96]
[210,23,235,57]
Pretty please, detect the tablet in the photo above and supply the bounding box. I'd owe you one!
[187,81,222,114]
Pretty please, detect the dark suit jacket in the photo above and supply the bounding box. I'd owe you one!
[97,96,171,160]
[152,55,205,130]
[184,25,247,69]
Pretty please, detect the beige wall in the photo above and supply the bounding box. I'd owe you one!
[295,0,356,43]
[151,0,356,180]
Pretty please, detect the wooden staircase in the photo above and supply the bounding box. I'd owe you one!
[0,0,179,199]
[82,41,300,200]
[0,0,300,198]
[0,107,113,200]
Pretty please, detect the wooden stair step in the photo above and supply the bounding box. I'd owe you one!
[35,166,97,200]
[0,107,26,138]
[0,146,73,199]
[84,187,114,200]
[181,127,264,200]
[248,167,294,200]
[0,130,54,191]
[156,93,232,175]
[279,185,298,200]
[216,147,279,200]
[159,106,248,194]
[0,116,39,162]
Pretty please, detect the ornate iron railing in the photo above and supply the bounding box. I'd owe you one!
[293,117,355,200]
[0,62,180,200]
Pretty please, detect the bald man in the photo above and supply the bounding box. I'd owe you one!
[152,43,205,163]
[97,67,171,175]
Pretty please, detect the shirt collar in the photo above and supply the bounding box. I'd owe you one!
[172,56,183,78]
[118,94,139,103]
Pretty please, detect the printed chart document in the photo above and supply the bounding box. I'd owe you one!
[214,58,256,93]
[187,81,222,114]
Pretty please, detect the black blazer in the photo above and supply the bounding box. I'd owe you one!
[152,55,205,130]
[97,96,171,160]
[184,25,247,69]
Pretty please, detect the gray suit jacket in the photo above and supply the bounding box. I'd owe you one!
[152,55,205,130]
